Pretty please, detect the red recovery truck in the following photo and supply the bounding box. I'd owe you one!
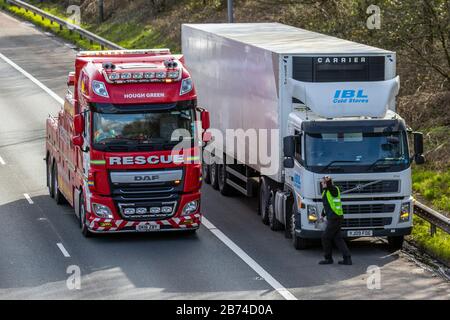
[46,49,210,237]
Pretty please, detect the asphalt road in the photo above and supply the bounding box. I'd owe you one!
[0,11,448,300]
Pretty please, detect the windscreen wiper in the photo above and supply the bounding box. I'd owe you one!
[367,158,400,171]
[321,160,360,172]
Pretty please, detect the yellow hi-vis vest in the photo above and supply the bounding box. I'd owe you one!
[322,187,344,216]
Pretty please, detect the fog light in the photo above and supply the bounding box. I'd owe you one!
[307,205,318,223]
[399,202,411,222]
[150,207,161,214]
[161,206,172,214]
[136,208,147,214]
[182,200,198,216]
[124,208,136,215]
[92,203,113,219]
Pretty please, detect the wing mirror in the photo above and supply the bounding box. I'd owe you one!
[67,72,75,87]
[413,132,425,165]
[201,110,210,130]
[74,114,84,136]
[72,135,84,148]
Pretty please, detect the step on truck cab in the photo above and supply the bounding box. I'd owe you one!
[46,49,210,236]
[182,23,424,250]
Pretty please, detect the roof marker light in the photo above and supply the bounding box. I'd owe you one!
[155,71,167,79]
[144,72,155,79]
[121,73,132,79]
[92,80,109,98]
[133,72,144,79]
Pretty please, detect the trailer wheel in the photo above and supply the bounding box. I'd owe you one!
[387,236,404,251]
[47,157,54,198]
[268,192,283,231]
[291,204,309,250]
[53,163,65,205]
[210,162,219,190]
[202,162,211,184]
[259,177,270,225]
[79,194,92,238]
[218,164,233,196]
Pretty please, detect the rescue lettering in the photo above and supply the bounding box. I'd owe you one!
[109,155,184,165]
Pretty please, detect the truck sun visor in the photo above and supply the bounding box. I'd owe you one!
[288,76,400,118]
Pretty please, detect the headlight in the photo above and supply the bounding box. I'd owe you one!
[399,202,411,222]
[182,200,198,216]
[307,205,318,223]
[92,80,109,98]
[180,77,193,95]
[92,203,113,219]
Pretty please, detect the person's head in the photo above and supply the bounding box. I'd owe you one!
[321,176,333,189]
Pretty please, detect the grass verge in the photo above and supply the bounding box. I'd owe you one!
[0,0,100,50]
[409,215,450,266]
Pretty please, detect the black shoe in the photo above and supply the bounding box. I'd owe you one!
[338,256,352,265]
[318,258,334,265]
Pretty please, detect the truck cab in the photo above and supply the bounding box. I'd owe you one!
[283,109,424,249]
[46,49,210,236]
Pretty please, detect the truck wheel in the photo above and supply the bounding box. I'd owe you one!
[218,164,233,196]
[47,157,54,198]
[387,236,404,251]
[53,163,65,205]
[79,194,92,238]
[210,162,219,190]
[259,177,270,225]
[291,205,308,250]
[268,192,283,231]
[202,162,211,184]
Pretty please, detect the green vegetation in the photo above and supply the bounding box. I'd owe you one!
[413,168,450,214]
[409,215,450,265]
[0,0,99,50]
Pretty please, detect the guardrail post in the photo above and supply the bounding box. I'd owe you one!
[430,224,436,236]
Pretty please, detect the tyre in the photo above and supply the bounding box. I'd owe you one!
[217,164,234,196]
[202,161,211,185]
[291,204,309,250]
[387,236,404,251]
[79,194,92,238]
[47,157,54,198]
[268,192,283,231]
[53,163,65,205]
[182,228,198,235]
[210,162,219,190]
[259,177,270,225]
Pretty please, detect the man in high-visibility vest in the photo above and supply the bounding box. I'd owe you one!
[319,176,352,265]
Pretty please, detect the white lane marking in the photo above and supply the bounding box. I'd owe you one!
[0,50,297,300]
[57,243,71,258]
[202,217,297,300]
[23,193,34,204]
[0,52,64,105]
[0,156,5,165]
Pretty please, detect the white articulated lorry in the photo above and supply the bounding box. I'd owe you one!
[182,23,425,249]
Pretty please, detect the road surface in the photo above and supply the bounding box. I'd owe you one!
[0,11,448,299]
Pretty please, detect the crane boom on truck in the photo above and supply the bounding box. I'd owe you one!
[46,49,210,237]
[182,23,425,250]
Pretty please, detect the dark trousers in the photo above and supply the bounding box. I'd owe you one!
[321,217,351,259]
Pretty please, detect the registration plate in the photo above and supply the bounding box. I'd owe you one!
[347,230,373,237]
[136,224,160,232]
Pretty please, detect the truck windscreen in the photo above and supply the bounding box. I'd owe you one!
[91,104,195,151]
[305,131,410,173]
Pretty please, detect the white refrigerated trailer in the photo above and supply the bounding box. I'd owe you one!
[182,23,424,249]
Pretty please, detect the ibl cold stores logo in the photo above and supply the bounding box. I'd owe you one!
[333,89,369,104]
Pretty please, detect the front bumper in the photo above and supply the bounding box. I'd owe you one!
[87,213,201,233]
[296,227,412,239]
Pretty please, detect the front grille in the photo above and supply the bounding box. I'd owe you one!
[342,203,395,214]
[342,217,392,229]
[332,180,400,194]
[109,169,184,220]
